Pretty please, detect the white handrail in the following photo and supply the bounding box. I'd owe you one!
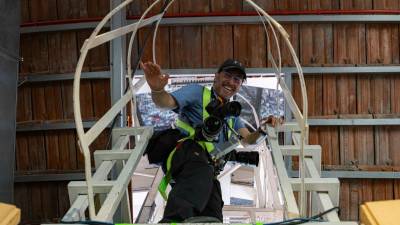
[245,0,309,217]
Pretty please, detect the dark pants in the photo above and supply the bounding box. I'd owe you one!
[160,139,224,223]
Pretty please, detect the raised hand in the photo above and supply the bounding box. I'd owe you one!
[140,61,169,91]
[261,115,284,128]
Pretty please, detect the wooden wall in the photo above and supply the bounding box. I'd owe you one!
[17,0,400,223]
[17,0,110,224]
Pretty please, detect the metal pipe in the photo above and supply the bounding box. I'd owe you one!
[20,9,400,27]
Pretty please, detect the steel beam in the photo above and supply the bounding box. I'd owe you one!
[308,118,400,126]
[289,170,400,179]
[19,71,110,83]
[20,21,107,34]
[16,120,98,132]
[132,66,400,75]
[110,0,126,129]
[18,66,398,86]
[14,172,86,183]
[21,14,400,34]
[131,15,400,25]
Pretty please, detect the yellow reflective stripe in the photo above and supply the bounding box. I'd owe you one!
[176,118,194,136]
[202,87,214,151]
[158,173,170,200]
[158,136,192,200]
[204,142,214,152]
[203,87,211,120]
[228,118,233,138]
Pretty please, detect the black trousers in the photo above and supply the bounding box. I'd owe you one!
[160,139,224,223]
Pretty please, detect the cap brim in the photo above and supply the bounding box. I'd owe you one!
[222,66,246,78]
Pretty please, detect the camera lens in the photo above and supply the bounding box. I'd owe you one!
[202,116,223,141]
[222,101,241,117]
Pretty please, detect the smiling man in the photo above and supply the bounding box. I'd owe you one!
[141,59,277,222]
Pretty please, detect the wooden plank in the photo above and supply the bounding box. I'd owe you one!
[127,32,140,73]
[267,24,299,67]
[337,75,357,114]
[58,182,70,219]
[395,180,400,199]
[92,79,110,118]
[339,0,372,9]
[87,0,110,17]
[210,0,242,12]
[202,25,233,68]
[179,0,209,13]
[233,24,266,68]
[339,179,350,220]
[91,130,110,154]
[170,26,202,68]
[57,0,88,19]
[30,0,58,21]
[16,85,33,122]
[367,24,399,65]
[246,0,299,11]
[373,0,400,9]
[348,179,360,221]
[361,179,373,203]
[47,32,62,74]
[334,24,366,64]
[58,130,78,170]
[392,74,400,113]
[15,134,30,172]
[339,114,374,166]
[61,80,74,120]
[139,26,170,68]
[356,74,371,114]
[300,24,333,66]
[45,82,64,120]
[308,75,323,116]
[30,33,50,74]
[127,0,148,16]
[80,80,95,120]
[89,29,109,72]
[77,30,92,72]
[322,74,337,115]
[14,183,31,223]
[45,131,61,170]
[77,135,85,170]
[60,31,78,73]
[28,132,47,170]
[19,34,32,75]
[30,183,43,222]
[301,0,340,10]
[308,115,339,166]
[21,0,31,23]
[41,182,59,221]
[32,83,47,120]
[374,114,391,167]
[373,179,394,201]
[371,75,391,114]
[320,74,340,166]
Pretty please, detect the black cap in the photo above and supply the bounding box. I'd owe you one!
[217,59,246,80]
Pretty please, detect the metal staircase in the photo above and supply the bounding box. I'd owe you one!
[48,0,359,224]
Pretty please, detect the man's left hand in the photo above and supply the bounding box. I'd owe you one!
[261,115,284,128]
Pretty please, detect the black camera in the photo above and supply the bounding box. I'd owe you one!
[194,99,242,142]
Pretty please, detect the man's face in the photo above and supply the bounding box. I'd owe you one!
[213,69,244,100]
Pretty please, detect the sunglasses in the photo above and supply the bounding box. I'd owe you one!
[221,71,244,84]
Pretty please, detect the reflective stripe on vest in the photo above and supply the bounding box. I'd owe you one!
[158,87,234,200]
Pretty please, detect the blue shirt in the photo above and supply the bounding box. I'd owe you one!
[170,84,245,144]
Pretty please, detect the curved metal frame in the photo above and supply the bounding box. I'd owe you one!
[73,0,308,220]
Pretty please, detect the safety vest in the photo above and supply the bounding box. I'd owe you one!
[158,87,234,200]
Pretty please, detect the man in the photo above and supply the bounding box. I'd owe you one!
[141,59,280,222]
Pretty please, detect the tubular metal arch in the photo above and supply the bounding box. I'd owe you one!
[73,0,308,220]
